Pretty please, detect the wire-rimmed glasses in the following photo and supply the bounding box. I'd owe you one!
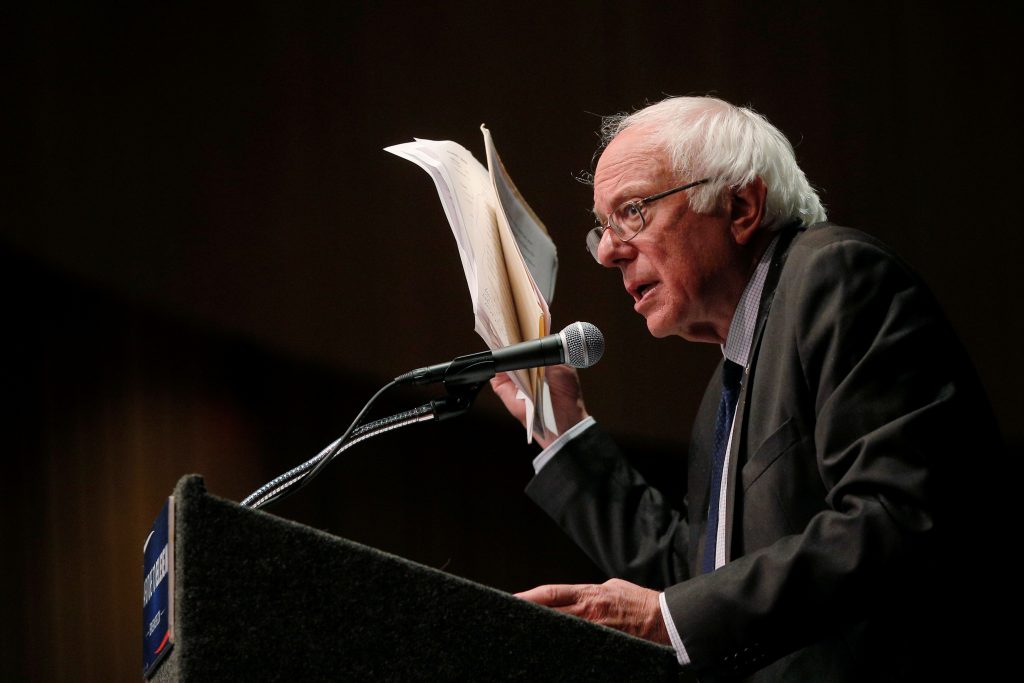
[586,178,710,261]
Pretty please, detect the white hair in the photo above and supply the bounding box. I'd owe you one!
[601,97,827,229]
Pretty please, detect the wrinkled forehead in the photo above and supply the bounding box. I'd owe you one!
[593,127,672,215]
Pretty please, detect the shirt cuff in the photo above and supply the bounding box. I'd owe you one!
[531,416,596,474]
[659,591,691,666]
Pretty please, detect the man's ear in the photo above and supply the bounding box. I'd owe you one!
[729,177,768,246]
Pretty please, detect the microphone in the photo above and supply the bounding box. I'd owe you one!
[396,322,605,387]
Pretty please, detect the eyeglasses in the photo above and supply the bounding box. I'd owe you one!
[586,178,710,261]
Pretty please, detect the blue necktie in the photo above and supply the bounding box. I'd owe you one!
[701,359,743,574]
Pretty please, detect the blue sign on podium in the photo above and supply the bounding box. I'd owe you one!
[143,497,174,677]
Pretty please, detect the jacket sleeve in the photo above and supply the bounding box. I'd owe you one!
[525,422,692,589]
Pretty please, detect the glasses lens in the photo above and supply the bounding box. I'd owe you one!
[613,201,645,239]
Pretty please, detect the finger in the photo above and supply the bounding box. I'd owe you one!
[514,584,586,607]
[488,374,515,402]
[489,373,518,398]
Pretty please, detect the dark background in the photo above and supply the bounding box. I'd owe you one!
[3,2,1020,680]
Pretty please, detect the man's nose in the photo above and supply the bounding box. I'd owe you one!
[596,228,636,268]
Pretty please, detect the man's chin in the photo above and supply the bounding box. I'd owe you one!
[643,315,675,339]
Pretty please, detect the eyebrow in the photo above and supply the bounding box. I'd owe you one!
[592,182,651,221]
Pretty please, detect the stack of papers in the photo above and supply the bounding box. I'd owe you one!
[385,126,559,440]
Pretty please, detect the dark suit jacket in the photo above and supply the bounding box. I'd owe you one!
[526,224,1004,681]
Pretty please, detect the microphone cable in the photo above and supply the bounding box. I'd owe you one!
[241,379,398,510]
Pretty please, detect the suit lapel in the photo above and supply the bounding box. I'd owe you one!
[721,224,802,562]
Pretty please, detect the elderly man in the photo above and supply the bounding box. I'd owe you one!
[491,97,1001,680]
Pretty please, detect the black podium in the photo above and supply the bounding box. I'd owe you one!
[149,475,686,681]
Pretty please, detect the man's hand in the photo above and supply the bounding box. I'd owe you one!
[489,364,589,449]
[515,579,670,645]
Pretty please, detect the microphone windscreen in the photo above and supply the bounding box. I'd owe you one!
[561,322,604,369]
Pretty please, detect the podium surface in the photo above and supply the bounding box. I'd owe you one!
[150,475,684,681]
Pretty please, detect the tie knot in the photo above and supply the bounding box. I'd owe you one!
[722,359,744,393]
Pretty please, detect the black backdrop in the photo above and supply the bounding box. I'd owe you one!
[3,3,1020,680]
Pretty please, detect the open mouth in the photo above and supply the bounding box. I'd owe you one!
[629,281,658,307]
